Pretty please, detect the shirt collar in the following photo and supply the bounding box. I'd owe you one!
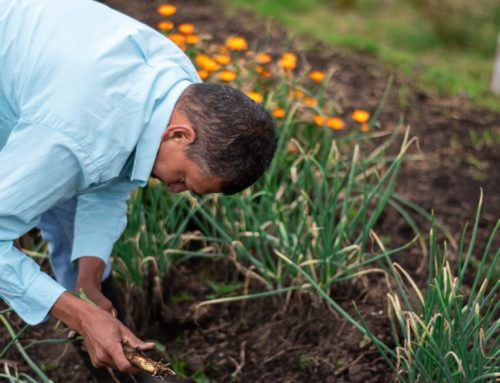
[128,79,193,186]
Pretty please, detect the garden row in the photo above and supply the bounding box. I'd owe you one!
[1,3,498,382]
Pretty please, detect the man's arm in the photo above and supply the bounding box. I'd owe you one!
[0,120,150,372]
[50,291,153,372]
[76,256,115,314]
[72,180,138,314]
[0,121,82,323]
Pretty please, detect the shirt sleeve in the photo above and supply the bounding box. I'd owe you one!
[71,180,137,264]
[0,119,87,325]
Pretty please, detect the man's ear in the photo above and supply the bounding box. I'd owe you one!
[162,124,197,144]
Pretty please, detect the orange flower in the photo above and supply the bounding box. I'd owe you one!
[290,89,304,100]
[219,70,237,83]
[256,66,271,78]
[167,33,186,48]
[195,54,219,72]
[279,57,296,71]
[313,115,324,126]
[255,53,272,65]
[273,108,286,119]
[326,117,345,131]
[157,4,177,17]
[197,70,209,80]
[352,109,370,123]
[214,54,231,65]
[303,97,318,107]
[309,70,325,84]
[279,52,297,71]
[226,36,248,51]
[282,52,297,62]
[361,122,369,132]
[246,91,263,104]
[186,34,201,45]
[178,23,195,35]
[157,20,174,32]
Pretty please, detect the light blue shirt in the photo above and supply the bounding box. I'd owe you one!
[0,0,200,324]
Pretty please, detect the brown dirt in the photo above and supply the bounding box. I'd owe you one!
[141,260,394,383]
[2,0,499,382]
[2,259,394,383]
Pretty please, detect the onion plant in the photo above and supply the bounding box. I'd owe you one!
[388,215,499,381]
[370,196,499,383]
[191,126,414,293]
[113,184,224,286]
[277,196,499,382]
[113,103,422,307]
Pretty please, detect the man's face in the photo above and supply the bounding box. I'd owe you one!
[152,115,223,195]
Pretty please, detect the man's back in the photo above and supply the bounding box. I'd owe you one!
[0,0,199,169]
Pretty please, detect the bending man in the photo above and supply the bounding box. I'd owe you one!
[0,0,277,378]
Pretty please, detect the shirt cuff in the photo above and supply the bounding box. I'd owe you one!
[9,272,66,325]
[71,233,113,265]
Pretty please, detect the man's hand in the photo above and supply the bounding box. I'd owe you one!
[51,291,155,373]
[76,256,115,315]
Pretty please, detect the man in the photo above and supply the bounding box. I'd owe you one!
[0,0,277,379]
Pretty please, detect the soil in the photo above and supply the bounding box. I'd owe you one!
[1,0,499,382]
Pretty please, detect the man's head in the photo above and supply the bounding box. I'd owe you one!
[152,83,277,195]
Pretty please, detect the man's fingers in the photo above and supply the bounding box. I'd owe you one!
[121,330,155,351]
[109,341,140,374]
[84,338,137,373]
[91,293,114,313]
[75,306,150,374]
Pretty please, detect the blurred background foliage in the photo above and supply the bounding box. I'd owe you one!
[225,0,500,110]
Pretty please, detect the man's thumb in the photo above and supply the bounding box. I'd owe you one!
[136,341,156,351]
[122,331,155,351]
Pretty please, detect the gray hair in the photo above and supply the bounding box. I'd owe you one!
[177,83,277,194]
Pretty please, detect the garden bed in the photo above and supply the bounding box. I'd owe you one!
[1,259,394,383]
[1,0,499,382]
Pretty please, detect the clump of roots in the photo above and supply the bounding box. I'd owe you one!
[122,341,176,378]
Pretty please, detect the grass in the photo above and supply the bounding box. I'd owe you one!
[223,0,500,111]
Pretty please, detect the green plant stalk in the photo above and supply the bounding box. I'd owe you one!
[196,285,306,308]
[193,128,413,292]
[274,249,396,359]
[0,372,39,383]
[0,315,53,383]
[391,193,457,249]
[369,74,393,130]
[0,323,29,358]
